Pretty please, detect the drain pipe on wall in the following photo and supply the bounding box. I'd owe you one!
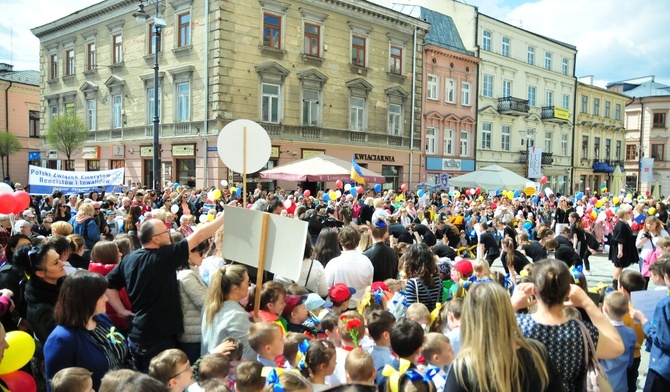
[3,81,13,179]
[202,0,210,188]
[409,27,417,187]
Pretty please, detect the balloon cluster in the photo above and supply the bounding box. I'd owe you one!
[0,183,31,215]
[0,331,37,391]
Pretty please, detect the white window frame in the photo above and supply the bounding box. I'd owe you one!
[561,134,568,156]
[528,86,536,107]
[388,103,403,136]
[546,90,553,107]
[86,99,96,131]
[545,52,552,70]
[615,104,621,120]
[445,78,456,104]
[501,125,510,151]
[147,87,162,125]
[545,131,552,153]
[460,131,469,156]
[482,30,491,51]
[427,74,439,101]
[593,98,600,116]
[261,82,280,124]
[444,128,455,155]
[302,89,320,126]
[426,127,437,155]
[461,82,471,106]
[527,45,534,65]
[481,123,492,149]
[50,105,58,120]
[501,36,510,57]
[350,96,366,132]
[582,95,588,113]
[502,79,512,98]
[482,74,493,98]
[112,94,122,129]
[562,94,570,109]
[176,82,191,122]
[562,57,568,75]
[605,101,611,118]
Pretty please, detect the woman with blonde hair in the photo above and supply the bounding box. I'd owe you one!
[356,224,373,253]
[636,215,669,285]
[71,203,100,254]
[201,264,254,359]
[446,282,562,392]
[51,221,74,237]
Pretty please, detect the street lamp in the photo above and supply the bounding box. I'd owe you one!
[134,0,165,190]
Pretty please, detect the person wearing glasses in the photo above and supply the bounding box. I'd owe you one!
[176,240,209,364]
[15,243,66,391]
[105,212,225,373]
[44,271,131,392]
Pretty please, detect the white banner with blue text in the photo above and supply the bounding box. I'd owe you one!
[28,165,124,195]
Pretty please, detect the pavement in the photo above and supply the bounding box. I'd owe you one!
[490,251,650,391]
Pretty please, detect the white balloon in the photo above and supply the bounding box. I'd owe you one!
[199,214,208,223]
[335,190,342,198]
[221,180,229,187]
[170,204,179,214]
[283,200,292,208]
[344,184,352,191]
[0,183,12,194]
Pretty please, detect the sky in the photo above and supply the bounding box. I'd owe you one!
[1,0,669,88]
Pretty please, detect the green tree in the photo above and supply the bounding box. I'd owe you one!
[45,115,88,169]
[0,131,22,178]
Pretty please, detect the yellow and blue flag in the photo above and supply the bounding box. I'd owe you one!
[351,156,366,184]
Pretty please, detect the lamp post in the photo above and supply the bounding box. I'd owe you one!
[134,0,165,190]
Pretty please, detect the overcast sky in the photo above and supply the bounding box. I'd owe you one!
[1,0,668,88]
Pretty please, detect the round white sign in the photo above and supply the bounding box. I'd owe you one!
[217,119,271,174]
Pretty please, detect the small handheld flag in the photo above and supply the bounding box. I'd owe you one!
[351,156,366,184]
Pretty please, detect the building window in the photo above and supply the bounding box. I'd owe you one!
[388,104,403,136]
[390,45,403,75]
[87,160,101,171]
[562,57,568,75]
[351,35,366,67]
[528,86,536,106]
[177,158,196,186]
[304,23,320,57]
[65,102,74,116]
[263,13,281,49]
[427,74,439,100]
[112,34,123,64]
[545,52,551,70]
[652,144,665,161]
[86,99,96,131]
[605,139,611,159]
[29,110,40,138]
[426,127,437,155]
[653,112,666,128]
[112,94,122,129]
[605,101,611,118]
[50,54,58,79]
[147,88,161,125]
[562,94,570,109]
[444,128,455,155]
[148,23,160,54]
[593,98,600,116]
[581,95,588,113]
[626,145,637,160]
[350,97,366,131]
[594,137,600,159]
[461,82,471,106]
[501,36,510,57]
[65,49,74,76]
[616,141,622,160]
[527,46,534,65]
[111,160,125,169]
[176,82,190,122]
[615,104,621,120]
[545,132,552,153]
[546,90,553,106]
[582,136,589,159]
[50,105,58,120]
[460,131,469,156]
[302,89,320,126]
[178,12,191,47]
[481,123,491,149]
[561,134,568,155]
[445,79,456,103]
[86,42,96,71]
[482,30,491,51]
[482,74,493,97]
[502,79,512,98]
[501,125,510,151]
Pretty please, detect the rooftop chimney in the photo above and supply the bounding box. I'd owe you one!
[0,63,14,73]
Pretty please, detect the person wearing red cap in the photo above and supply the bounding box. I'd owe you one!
[328,284,356,315]
[282,295,314,336]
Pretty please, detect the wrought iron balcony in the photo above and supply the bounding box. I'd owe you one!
[541,106,570,122]
[518,150,554,165]
[498,97,530,115]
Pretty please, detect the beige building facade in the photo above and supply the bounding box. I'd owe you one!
[32,0,430,191]
[573,79,627,193]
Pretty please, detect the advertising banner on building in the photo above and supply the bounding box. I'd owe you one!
[640,158,654,183]
[28,165,125,195]
[528,146,542,179]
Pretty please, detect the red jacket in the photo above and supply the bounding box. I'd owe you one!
[88,263,132,333]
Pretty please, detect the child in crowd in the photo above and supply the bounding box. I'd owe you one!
[288,284,309,296]
[600,292,637,392]
[235,361,266,392]
[284,332,311,370]
[148,349,194,392]
[406,303,431,332]
[366,310,396,384]
[457,231,468,248]
[268,372,312,392]
[379,319,426,390]
[650,259,668,290]
[618,269,647,392]
[384,278,408,320]
[472,259,492,281]
[251,281,288,333]
[420,333,455,392]
[249,322,284,367]
[329,284,356,315]
[345,349,376,385]
[305,293,332,328]
[435,260,455,302]
[320,313,341,348]
[449,259,473,298]
[283,295,315,336]
[197,353,230,386]
[105,210,119,238]
[51,367,94,392]
[642,237,670,286]
[329,311,367,386]
[444,299,463,356]
[299,339,337,392]
[199,379,230,392]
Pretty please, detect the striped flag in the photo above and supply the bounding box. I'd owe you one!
[351,156,366,184]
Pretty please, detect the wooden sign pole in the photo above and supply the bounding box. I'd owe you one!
[253,212,270,318]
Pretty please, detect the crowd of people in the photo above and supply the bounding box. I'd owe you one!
[0,179,668,392]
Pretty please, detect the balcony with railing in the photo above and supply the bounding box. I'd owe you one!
[498,97,530,115]
[541,106,570,123]
[518,150,554,165]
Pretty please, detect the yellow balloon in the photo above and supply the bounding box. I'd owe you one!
[626,193,633,200]
[478,196,484,201]
[602,187,608,193]
[612,197,620,205]
[649,207,657,215]
[0,331,36,374]
[593,191,597,195]
[230,187,237,193]
[507,193,514,200]
[595,200,604,208]
[602,197,609,202]
[213,189,222,200]
[454,191,460,198]
[590,211,597,219]
[329,192,337,200]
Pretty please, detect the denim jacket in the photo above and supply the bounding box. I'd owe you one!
[643,295,670,381]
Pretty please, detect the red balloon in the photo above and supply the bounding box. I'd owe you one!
[0,371,36,392]
[645,190,651,196]
[475,187,481,195]
[606,209,614,218]
[585,208,593,215]
[0,193,16,214]
[540,176,548,184]
[335,180,343,189]
[303,190,311,198]
[357,186,364,195]
[538,193,544,198]
[590,197,598,205]
[12,203,25,215]
[400,183,408,192]
[14,191,31,211]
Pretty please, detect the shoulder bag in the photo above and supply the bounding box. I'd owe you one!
[575,320,613,392]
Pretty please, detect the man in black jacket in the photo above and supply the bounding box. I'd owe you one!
[363,222,398,282]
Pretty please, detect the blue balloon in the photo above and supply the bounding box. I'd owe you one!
[323,194,330,201]
[495,189,500,196]
[349,188,357,196]
[523,221,532,230]
[417,189,425,197]
[236,188,242,196]
[532,196,539,203]
[374,184,382,193]
[575,192,583,200]
[173,183,180,189]
[513,190,520,198]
